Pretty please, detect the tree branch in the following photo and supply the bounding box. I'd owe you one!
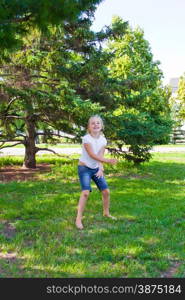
[0,142,24,150]
[5,14,32,24]
[36,81,59,87]
[35,147,71,158]
[0,136,25,143]
[0,142,5,148]
[35,132,75,139]
[6,98,19,112]
[106,146,128,155]
[5,115,24,119]
[31,75,60,81]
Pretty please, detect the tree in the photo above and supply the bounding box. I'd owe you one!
[0,11,126,168]
[0,0,102,55]
[102,17,172,163]
[177,74,185,119]
[0,14,173,167]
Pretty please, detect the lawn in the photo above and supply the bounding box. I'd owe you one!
[0,152,185,278]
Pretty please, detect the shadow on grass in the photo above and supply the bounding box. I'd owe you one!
[0,160,185,277]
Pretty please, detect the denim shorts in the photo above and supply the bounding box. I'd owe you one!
[78,165,109,192]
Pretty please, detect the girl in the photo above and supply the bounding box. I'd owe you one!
[75,115,117,229]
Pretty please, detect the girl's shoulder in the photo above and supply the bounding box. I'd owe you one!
[82,133,107,144]
[81,134,92,143]
[100,135,107,145]
[98,133,106,140]
[82,133,91,139]
[83,133,90,138]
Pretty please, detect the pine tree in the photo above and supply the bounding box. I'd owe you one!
[0,6,119,168]
[0,0,102,54]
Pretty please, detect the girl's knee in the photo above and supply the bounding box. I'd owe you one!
[102,188,110,196]
[81,190,90,198]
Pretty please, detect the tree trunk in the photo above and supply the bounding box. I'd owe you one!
[23,117,37,168]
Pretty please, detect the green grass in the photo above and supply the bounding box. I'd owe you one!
[0,152,185,278]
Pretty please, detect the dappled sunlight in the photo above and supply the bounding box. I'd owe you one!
[155,249,181,261]
[165,178,185,185]
[0,153,185,277]
[20,254,91,277]
[116,214,137,222]
[138,236,160,246]
[0,249,26,277]
[112,245,144,258]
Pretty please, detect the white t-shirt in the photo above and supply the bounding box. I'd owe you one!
[79,133,107,169]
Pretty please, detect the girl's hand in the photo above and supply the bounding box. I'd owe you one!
[108,158,117,165]
[95,169,104,178]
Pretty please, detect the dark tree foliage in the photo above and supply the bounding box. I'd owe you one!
[0,5,125,168]
[0,10,172,167]
[0,0,102,53]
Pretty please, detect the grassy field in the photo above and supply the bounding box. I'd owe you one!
[0,152,185,278]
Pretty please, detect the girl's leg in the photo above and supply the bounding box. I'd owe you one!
[101,188,110,216]
[75,190,90,229]
[91,173,116,219]
[101,189,116,219]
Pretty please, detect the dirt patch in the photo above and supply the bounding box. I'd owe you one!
[0,164,51,182]
[0,252,17,261]
[160,261,181,278]
[0,220,16,239]
[0,251,25,277]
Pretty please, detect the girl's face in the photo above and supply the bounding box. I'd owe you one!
[88,117,102,134]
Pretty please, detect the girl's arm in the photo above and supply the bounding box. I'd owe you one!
[84,143,117,165]
[96,147,105,178]
[97,147,106,170]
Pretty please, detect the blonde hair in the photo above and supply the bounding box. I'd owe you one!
[87,115,104,134]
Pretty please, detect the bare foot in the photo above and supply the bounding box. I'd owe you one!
[103,214,117,220]
[75,219,84,229]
